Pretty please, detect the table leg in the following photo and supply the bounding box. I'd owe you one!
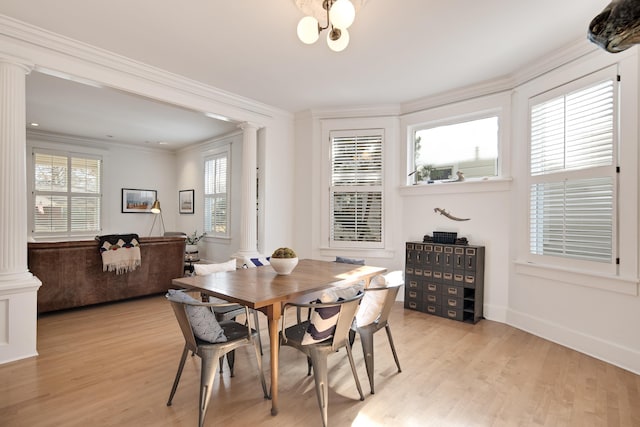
[267,304,281,416]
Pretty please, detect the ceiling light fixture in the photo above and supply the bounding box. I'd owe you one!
[295,0,360,52]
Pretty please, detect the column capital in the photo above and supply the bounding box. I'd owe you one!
[0,55,34,74]
[238,121,262,131]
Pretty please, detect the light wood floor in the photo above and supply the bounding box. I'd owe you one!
[0,295,638,427]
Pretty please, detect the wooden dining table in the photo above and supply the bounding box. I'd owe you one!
[171,258,386,416]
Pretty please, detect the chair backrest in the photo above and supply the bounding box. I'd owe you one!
[356,270,404,328]
[329,293,364,351]
[365,284,401,326]
[168,300,199,352]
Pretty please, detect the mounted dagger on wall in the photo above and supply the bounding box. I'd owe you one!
[434,207,470,221]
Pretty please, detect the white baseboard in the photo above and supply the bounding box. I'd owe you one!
[507,308,640,375]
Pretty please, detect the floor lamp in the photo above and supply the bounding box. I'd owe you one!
[149,200,165,236]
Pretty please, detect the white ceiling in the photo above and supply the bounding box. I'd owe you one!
[1,0,612,149]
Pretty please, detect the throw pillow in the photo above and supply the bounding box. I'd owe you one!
[242,256,271,268]
[193,259,237,275]
[166,289,227,343]
[335,256,365,265]
[301,285,361,345]
[356,275,388,327]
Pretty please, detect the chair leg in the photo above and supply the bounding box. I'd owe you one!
[309,350,329,427]
[252,335,269,398]
[359,329,376,394]
[385,324,402,373]
[226,350,236,377]
[253,309,263,355]
[167,345,189,406]
[345,342,365,401]
[199,350,221,427]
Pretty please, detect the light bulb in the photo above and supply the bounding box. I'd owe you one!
[329,0,355,29]
[297,16,319,44]
[327,28,349,52]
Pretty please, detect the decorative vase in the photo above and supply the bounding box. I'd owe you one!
[270,257,298,275]
[185,244,198,253]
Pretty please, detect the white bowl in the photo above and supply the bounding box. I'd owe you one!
[270,257,298,275]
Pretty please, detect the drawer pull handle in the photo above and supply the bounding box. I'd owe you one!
[447,310,457,318]
[448,299,457,307]
[427,284,436,291]
[427,306,436,313]
[409,302,417,309]
[447,288,458,295]
[409,281,418,288]
[409,291,417,298]
[427,295,436,302]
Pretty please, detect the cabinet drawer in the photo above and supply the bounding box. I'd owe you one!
[404,299,422,311]
[442,285,464,298]
[424,304,441,316]
[444,296,462,309]
[464,274,477,288]
[406,279,421,291]
[423,292,441,305]
[443,308,464,321]
[424,282,439,294]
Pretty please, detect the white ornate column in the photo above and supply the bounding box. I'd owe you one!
[0,55,42,364]
[233,122,261,261]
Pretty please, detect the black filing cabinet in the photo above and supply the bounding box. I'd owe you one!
[404,241,484,323]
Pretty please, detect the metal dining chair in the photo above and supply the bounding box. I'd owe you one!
[192,261,264,374]
[279,291,365,427]
[350,270,403,394]
[166,290,268,427]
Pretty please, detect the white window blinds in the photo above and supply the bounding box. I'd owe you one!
[529,76,616,263]
[330,131,383,247]
[33,151,101,235]
[204,152,229,237]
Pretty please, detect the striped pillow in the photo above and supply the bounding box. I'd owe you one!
[301,285,361,345]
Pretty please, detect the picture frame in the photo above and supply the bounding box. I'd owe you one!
[179,189,195,214]
[121,188,157,213]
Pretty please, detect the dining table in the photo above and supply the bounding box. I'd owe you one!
[171,258,387,416]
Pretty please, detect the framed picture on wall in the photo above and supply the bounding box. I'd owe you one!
[179,189,195,214]
[121,188,157,213]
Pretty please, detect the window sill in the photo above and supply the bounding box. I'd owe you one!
[399,177,512,196]
[319,247,396,260]
[514,260,639,296]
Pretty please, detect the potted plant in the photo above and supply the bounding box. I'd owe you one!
[270,247,298,275]
[185,230,206,253]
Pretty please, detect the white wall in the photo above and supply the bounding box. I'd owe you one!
[294,44,640,375]
[508,48,640,374]
[174,132,244,262]
[27,132,178,239]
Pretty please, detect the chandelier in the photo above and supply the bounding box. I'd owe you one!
[294,0,365,52]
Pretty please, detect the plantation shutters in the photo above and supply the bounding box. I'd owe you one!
[33,151,101,236]
[529,72,617,263]
[330,130,383,248]
[204,151,229,237]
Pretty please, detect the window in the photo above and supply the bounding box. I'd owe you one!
[33,150,101,236]
[330,130,383,248]
[413,116,498,182]
[529,73,617,264]
[204,151,229,237]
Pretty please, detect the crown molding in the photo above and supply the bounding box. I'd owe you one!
[400,36,607,116]
[25,128,178,154]
[0,14,293,123]
[302,103,402,120]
